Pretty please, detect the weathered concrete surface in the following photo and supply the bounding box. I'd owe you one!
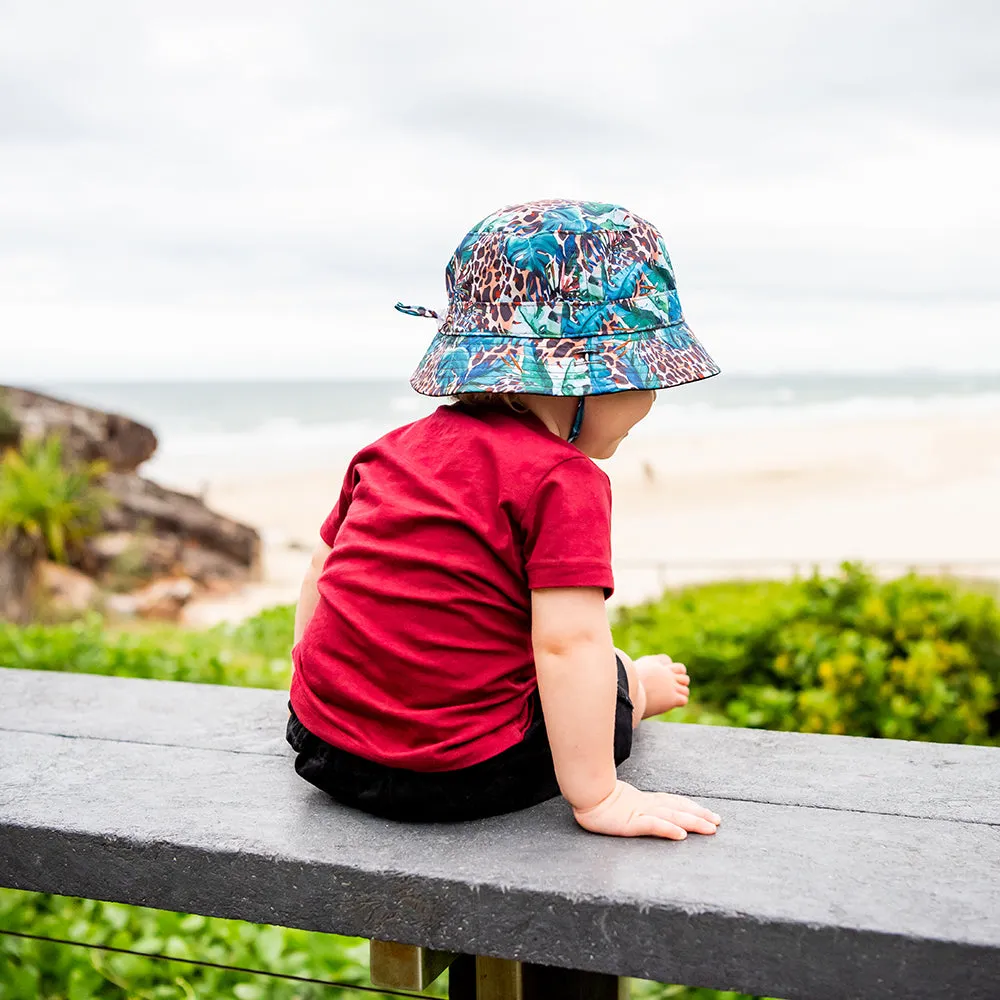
[2,667,998,824]
[1,668,999,999]
[0,666,288,755]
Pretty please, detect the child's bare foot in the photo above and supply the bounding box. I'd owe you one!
[633,654,690,717]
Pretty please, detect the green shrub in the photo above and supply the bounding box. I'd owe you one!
[226,604,296,664]
[0,889,383,1000]
[0,436,111,563]
[612,563,1000,744]
[0,609,295,689]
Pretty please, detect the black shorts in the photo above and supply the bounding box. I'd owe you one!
[286,657,635,823]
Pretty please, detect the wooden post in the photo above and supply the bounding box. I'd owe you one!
[448,953,626,999]
[369,940,457,992]
[370,942,626,999]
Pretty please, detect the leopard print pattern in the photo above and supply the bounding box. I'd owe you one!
[401,199,720,396]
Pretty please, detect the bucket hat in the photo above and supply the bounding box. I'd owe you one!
[397,198,720,397]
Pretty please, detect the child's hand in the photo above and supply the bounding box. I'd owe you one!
[572,781,721,839]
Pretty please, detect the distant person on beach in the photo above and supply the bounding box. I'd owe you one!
[287,199,722,839]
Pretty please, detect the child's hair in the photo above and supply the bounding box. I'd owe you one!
[454,392,528,413]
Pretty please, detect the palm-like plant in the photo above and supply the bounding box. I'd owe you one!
[0,435,110,562]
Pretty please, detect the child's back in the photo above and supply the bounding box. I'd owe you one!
[292,403,612,770]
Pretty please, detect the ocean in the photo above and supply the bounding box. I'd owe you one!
[39,372,1000,489]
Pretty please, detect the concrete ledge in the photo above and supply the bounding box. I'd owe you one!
[4,666,998,823]
[1,667,999,999]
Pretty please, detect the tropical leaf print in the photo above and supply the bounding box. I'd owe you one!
[580,202,633,230]
[532,204,586,232]
[521,304,562,338]
[562,302,610,337]
[602,260,643,300]
[436,344,471,382]
[633,263,675,296]
[617,342,649,384]
[454,230,482,273]
[504,233,561,274]
[638,290,683,323]
[648,251,677,291]
[465,351,503,384]
[657,322,696,350]
[616,304,666,333]
[554,363,592,396]
[519,351,554,394]
[581,270,604,301]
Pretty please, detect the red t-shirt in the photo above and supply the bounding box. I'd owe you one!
[290,403,613,771]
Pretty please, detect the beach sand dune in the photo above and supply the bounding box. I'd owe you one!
[183,410,1000,624]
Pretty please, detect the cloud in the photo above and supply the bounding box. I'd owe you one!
[0,0,997,380]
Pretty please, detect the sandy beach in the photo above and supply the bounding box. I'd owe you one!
[182,408,1000,625]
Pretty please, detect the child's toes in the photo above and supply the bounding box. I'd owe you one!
[671,661,688,675]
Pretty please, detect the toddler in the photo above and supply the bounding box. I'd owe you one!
[288,199,722,839]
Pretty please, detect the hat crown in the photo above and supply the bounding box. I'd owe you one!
[445,198,677,307]
[402,197,719,398]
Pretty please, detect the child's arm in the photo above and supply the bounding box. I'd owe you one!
[532,587,719,840]
[294,541,332,646]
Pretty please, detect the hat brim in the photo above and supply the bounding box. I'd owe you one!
[409,322,721,397]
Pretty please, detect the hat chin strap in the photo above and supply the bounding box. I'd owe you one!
[568,398,585,443]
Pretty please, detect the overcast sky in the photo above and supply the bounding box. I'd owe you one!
[1,0,998,381]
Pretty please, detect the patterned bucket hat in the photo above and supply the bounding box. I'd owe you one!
[397,198,720,397]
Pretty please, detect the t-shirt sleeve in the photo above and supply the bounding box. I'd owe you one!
[319,462,357,547]
[521,456,614,596]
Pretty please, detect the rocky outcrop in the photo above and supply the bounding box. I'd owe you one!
[105,577,197,621]
[1,386,158,473]
[101,474,261,572]
[1,387,262,624]
[86,531,184,581]
[84,530,254,592]
[37,562,100,617]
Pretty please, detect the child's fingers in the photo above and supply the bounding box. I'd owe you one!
[629,814,688,840]
[657,794,721,825]
[637,800,716,837]
[667,811,719,835]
